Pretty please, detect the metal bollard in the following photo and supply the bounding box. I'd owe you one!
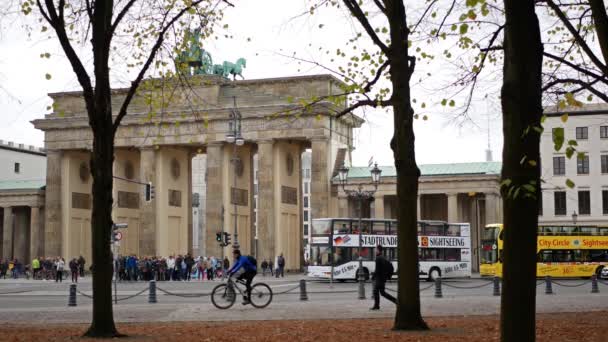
[68,284,77,307]
[591,274,599,293]
[148,280,157,303]
[299,279,308,301]
[545,275,554,295]
[357,269,366,300]
[493,276,501,296]
[434,277,443,298]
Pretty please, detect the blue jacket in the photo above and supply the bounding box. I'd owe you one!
[228,255,256,274]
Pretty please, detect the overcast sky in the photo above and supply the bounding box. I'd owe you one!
[0,0,503,168]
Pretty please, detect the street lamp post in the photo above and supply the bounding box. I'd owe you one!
[337,162,382,300]
[572,211,578,224]
[226,96,244,251]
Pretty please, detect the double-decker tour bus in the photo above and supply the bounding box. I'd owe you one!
[307,218,472,281]
[480,224,608,278]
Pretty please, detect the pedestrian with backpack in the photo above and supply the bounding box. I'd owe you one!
[276,253,285,278]
[370,245,396,310]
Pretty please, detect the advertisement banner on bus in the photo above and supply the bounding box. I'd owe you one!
[331,234,471,249]
[537,236,608,250]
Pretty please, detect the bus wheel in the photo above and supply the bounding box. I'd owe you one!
[596,266,604,277]
[428,268,441,282]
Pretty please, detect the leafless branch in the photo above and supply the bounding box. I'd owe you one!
[342,0,389,54]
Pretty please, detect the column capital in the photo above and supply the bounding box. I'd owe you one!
[310,136,329,142]
[207,141,225,147]
[256,139,275,145]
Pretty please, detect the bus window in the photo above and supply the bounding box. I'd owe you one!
[352,221,370,234]
[446,225,461,236]
[420,248,443,261]
[480,244,497,264]
[312,220,331,235]
[372,221,387,235]
[598,227,608,236]
[561,226,578,235]
[580,226,597,235]
[334,220,351,234]
[553,250,573,262]
[444,249,461,261]
[333,247,352,266]
[353,247,374,261]
[422,224,445,236]
[590,250,608,262]
[481,226,499,241]
[311,246,332,266]
[538,250,552,263]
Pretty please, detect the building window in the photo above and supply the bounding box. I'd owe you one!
[554,191,566,216]
[603,191,608,215]
[304,182,309,194]
[304,224,309,236]
[553,156,565,176]
[14,163,20,174]
[602,155,608,174]
[305,169,311,178]
[576,127,588,140]
[601,126,608,139]
[578,191,590,215]
[303,196,309,208]
[577,154,589,174]
[303,210,309,222]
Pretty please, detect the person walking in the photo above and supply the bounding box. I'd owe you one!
[370,245,396,310]
[78,255,86,278]
[277,253,285,278]
[261,259,269,276]
[55,258,65,283]
[69,258,79,283]
[32,257,41,280]
[268,258,274,277]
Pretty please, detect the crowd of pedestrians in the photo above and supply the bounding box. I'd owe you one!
[113,254,231,282]
[0,256,85,282]
[259,253,286,278]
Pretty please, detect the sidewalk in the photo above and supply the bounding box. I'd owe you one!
[0,311,605,341]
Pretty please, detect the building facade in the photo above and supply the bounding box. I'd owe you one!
[0,141,46,264]
[540,104,608,225]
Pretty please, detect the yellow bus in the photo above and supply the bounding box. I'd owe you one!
[480,224,608,278]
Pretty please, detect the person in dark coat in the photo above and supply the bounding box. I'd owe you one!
[370,245,396,310]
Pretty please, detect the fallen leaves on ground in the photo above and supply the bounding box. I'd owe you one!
[0,311,604,341]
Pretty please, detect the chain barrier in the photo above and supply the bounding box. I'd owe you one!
[536,280,545,287]
[420,283,435,292]
[442,280,494,289]
[308,289,359,294]
[156,286,211,298]
[0,289,34,295]
[598,279,608,286]
[115,287,149,302]
[75,289,94,299]
[272,284,301,295]
[551,279,591,288]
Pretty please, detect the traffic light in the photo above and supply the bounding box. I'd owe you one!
[223,232,231,246]
[145,183,156,202]
[216,232,222,242]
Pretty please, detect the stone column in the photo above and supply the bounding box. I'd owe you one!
[205,143,224,258]
[311,138,330,220]
[256,140,275,261]
[447,193,459,222]
[417,195,422,220]
[2,207,13,259]
[44,151,62,257]
[187,151,193,255]
[30,206,41,261]
[374,195,385,219]
[139,148,157,256]
[13,210,28,263]
[485,193,500,225]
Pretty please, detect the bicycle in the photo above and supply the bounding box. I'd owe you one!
[211,276,273,309]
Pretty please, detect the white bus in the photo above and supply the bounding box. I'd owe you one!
[307,218,472,281]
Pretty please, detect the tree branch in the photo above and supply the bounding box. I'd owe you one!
[109,0,138,38]
[543,51,607,83]
[334,99,392,119]
[363,60,389,92]
[342,0,389,54]
[112,0,211,132]
[372,0,386,13]
[435,0,456,37]
[544,0,608,75]
[411,0,437,34]
[589,0,608,66]
[542,77,608,102]
[38,0,94,105]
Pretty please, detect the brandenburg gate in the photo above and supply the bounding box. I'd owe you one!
[33,74,362,270]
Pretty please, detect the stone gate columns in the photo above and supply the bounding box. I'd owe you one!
[485,192,500,224]
[374,196,385,219]
[44,150,62,257]
[447,193,459,222]
[205,143,224,258]
[139,148,157,256]
[256,140,275,261]
[311,138,330,220]
[30,206,41,261]
[2,207,13,259]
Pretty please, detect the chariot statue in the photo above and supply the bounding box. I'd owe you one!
[175,29,246,80]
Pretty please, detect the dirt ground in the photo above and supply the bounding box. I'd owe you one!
[0,311,605,341]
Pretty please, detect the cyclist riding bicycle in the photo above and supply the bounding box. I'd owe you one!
[227,249,257,305]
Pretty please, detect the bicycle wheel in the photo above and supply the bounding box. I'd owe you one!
[211,283,236,309]
[249,283,273,309]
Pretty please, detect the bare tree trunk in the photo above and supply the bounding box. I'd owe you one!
[385,0,428,331]
[589,0,608,66]
[500,0,543,341]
